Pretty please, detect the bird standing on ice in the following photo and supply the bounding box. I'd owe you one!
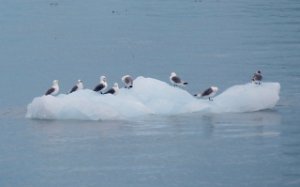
[252,70,263,85]
[103,82,119,95]
[45,80,59,96]
[169,72,188,87]
[121,75,133,89]
[93,76,108,94]
[194,86,218,101]
[69,80,83,93]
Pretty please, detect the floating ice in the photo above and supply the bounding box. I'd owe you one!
[26,76,280,120]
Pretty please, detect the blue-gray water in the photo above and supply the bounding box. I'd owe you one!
[0,0,300,186]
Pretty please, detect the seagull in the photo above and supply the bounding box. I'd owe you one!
[194,86,218,101]
[169,72,188,87]
[252,70,263,85]
[93,76,108,94]
[121,75,133,89]
[45,80,59,96]
[69,80,84,93]
[103,82,119,95]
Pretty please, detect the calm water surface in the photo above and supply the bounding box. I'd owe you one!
[0,0,300,186]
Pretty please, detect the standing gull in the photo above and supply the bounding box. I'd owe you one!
[252,70,263,84]
[93,76,107,94]
[194,86,218,101]
[121,75,133,89]
[45,80,59,96]
[69,80,83,93]
[103,82,119,95]
[169,72,188,87]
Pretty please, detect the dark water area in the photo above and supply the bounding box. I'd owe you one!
[0,0,300,186]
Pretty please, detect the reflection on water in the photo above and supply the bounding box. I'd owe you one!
[207,111,282,138]
[0,105,299,186]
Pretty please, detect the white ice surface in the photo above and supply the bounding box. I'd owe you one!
[26,76,280,120]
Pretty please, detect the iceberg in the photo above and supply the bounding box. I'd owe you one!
[26,76,280,120]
